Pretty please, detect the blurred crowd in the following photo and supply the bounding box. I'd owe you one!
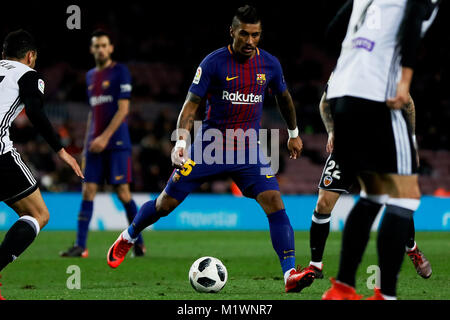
[3,1,449,195]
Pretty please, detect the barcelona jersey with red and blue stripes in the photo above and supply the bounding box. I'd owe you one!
[86,62,132,151]
[189,45,287,133]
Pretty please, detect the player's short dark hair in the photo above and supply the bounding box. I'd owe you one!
[2,29,37,59]
[232,5,261,29]
[91,29,113,44]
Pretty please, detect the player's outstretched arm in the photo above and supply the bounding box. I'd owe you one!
[274,89,303,159]
[171,92,201,168]
[57,148,84,179]
[19,71,84,179]
[318,90,334,153]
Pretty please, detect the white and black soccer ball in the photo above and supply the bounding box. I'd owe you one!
[189,256,228,293]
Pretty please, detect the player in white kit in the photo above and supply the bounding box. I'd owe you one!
[321,0,440,300]
[0,30,83,299]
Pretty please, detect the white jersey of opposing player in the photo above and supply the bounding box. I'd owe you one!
[0,60,35,155]
[327,0,437,102]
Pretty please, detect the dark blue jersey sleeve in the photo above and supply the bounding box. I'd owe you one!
[118,65,132,100]
[188,54,215,98]
[269,57,287,95]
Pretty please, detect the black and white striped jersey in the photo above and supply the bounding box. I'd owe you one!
[327,0,439,102]
[0,59,62,155]
[0,60,42,155]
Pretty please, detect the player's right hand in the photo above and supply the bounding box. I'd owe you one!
[171,146,187,169]
[326,132,334,153]
[287,136,303,159]
[57,148,85,179]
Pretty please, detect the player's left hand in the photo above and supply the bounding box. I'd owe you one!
[387,80,410,110]
[287,136,303,159]
[89,135,109,153]
[171,145,188,169]
[57,148,84,179]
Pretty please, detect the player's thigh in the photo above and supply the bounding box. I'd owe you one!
[318,153,353,193]
[315,189,341,214]
[83,151,105,184]
[230,153,280,199]
[256,189,284,215]
[359,172,420,199]
[164,159,223,203]
[333,97,417,177]
[107,149,132,185]
[332,97,394,174]
[8,188,49,229]
[0,152,38,200]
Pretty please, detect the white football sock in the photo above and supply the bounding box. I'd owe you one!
[309,261,323,270]
[121,229,136,243]
[284,268,296,284]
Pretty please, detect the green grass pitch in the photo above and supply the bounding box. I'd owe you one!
[0,230,449,300]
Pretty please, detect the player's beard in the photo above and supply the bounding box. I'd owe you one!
[96,55,111,68]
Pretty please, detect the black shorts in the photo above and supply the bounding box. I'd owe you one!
[318,153,355,193]
[0,149,38,205]
[330,96,418,176]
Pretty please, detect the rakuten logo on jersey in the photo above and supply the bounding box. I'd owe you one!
[90,95,113,107]
[222,91,263,105]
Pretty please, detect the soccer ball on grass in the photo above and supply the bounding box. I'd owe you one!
[189,256,228,293]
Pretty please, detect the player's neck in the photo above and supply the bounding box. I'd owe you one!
[230,45,255,63]
[96,59,113,70]
[5,57,32,68]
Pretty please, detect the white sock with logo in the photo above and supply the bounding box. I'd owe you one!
[121,229,136,243]
[284,268,296,284]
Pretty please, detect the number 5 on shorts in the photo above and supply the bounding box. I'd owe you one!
[180,159,196,176]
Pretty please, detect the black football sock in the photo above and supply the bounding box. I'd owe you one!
[405,216,416,250]
[377,200,418,298]
[336,196,385,287]
[0,216,40,272]
[310,211,331,264]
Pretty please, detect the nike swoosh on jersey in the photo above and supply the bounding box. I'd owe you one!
[266,175,275,178]
[226,76,239,81]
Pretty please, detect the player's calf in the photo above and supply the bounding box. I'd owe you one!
[0,215,40,271]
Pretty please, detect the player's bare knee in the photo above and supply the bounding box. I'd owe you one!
[315,200,334,215]
[156,193,179,216]
[29,206,50,229]
[82,183,97,201]
[257,191,284,214]
[115,185,131,203]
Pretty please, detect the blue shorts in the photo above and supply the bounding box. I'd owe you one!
[83,149,132,185]
[164,144,279,201]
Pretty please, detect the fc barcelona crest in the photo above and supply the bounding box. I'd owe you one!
[102,80,110,89]
[256,73,266,85]
[323,176,333,187]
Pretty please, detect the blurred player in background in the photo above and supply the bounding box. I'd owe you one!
[321,0,440,300]
[304,83,431,280]
[0,30,83,298]
[60,30,145,258]
[106,5,317,293]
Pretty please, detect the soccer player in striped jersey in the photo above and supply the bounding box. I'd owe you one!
[107,5,316,293]
[304,84,431,281]
[0,30,83,299]
[321,0,440,300]
[60,30,145,258]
